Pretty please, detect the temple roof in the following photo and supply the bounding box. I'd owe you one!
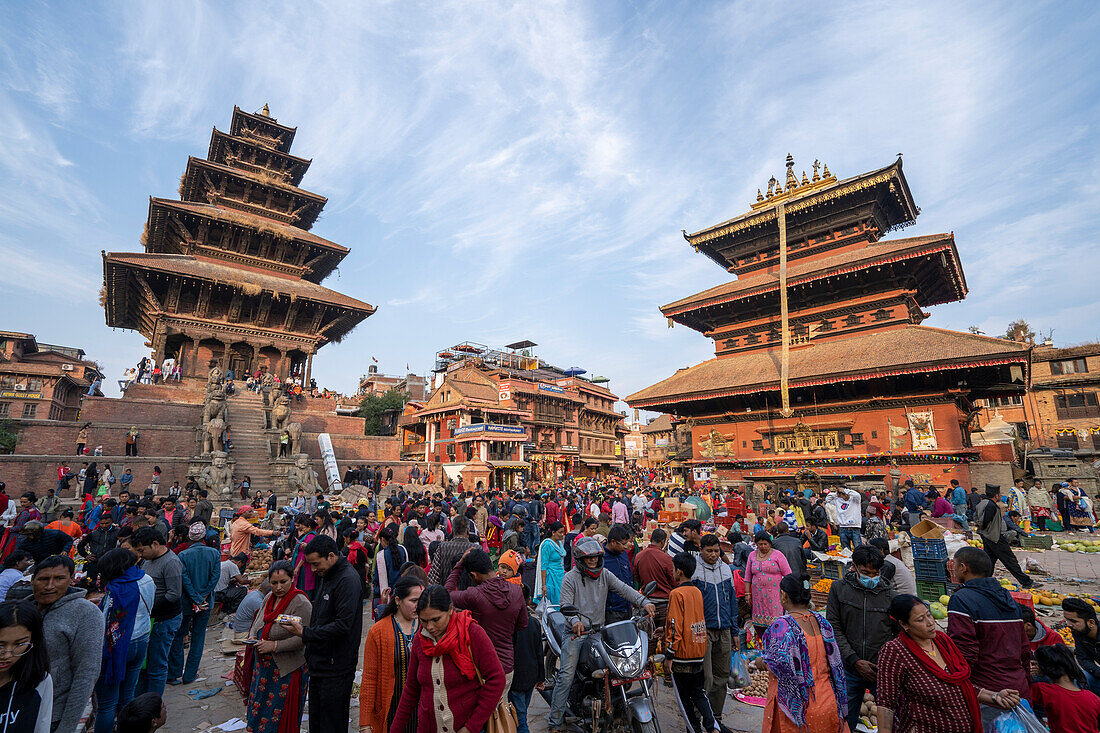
[684,158,918,274]
[641,414,674,434]
[103,252,374,313]
[662,233,965,330]
[180,157,327,229]
[148,198,346,254]
[627,326,1029,409]
[230,106,296,153]
[207,128,312,186]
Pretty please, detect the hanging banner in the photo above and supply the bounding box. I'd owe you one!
[907,411,937,451]
[317,433,343,492]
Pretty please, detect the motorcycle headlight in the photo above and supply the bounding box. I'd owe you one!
[610,646,645,678]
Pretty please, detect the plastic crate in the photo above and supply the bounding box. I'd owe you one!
[810,590,830,609]
[715,515,736,528]
[822,561,844,580]
[1010,591,1035,611]
[916,580,947,603]
[1021,535,1054,550]
[910,536,948,561]
[913,558,950,582]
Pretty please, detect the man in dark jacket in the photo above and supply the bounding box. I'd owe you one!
[426,515,475,585]
[16,521,74,563]
[826,545,895,732]
[280,534,364,733]
[446,548,527,683]
[693,533,738,732]
[1062,596,1100,696]
[192,489,214,527]
[76,513,119,585]
[947,546,1031,726]
[603,525,635,623]
[510,585,544,733]
[975,484,1033,588]
[801,517,829,554]
[770,523,806,575]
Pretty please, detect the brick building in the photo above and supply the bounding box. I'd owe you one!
[358,367,428,401]
[400,342,625,489]
[640,414,692,474]
[0,332,104,423]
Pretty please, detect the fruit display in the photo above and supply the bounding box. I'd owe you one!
[929,600,947,619]
[1057,539,1100,553]
[966,539,982,547]
[860,690,878,729]
[740,670,769,698]
[246,548,273,573]
[1058,627,1076,647]
[813,579,834,593]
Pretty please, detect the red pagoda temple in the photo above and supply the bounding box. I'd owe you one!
[627,155,1030,493]
[102,105,375,383]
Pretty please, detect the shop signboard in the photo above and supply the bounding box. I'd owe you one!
[498,382,512,401]
[538,383,564,394]
[454,423,526,437]
[0,391,42,399]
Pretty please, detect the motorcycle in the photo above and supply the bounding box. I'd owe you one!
[539,581,666,733]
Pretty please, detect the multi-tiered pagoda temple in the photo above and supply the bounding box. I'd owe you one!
[103,105,374,383]
[628,156,1030,492]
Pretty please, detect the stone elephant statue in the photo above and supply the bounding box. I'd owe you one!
[203,417,225,455]
[286,422,302,455]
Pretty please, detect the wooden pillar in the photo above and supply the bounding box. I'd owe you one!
[189,335,200,376]
[218,339,231,372]
[303,351,314,388]
[277,348,288,379]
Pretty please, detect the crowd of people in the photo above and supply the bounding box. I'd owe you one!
[0,464,1099,733]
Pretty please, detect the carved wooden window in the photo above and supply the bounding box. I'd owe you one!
[767,327,781,342]
[873,309,890,321]
[745,334,761,345]
[751,439,763,451]
[844,314,862,327]
[818,319,834,332]
[850,433,865,445]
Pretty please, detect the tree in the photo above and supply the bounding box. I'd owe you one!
[1003,319,1036,345]
[358,388,409,436]
[0,419,17,454]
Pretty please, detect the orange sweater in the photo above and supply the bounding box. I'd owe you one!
[664,582,708,663]
[360,615,401,729]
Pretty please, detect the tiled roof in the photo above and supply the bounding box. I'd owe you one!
[149,198,346,253]
[627,325,1029,408]
[104,253,374,312]
[641,414,673,434]
[663,234,962,315]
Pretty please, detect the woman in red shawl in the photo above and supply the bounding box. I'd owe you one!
[875,594,1018,733]
[244,560,313,733]
[388,585,505,733]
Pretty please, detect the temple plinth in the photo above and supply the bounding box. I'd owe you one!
[103,105,375,383]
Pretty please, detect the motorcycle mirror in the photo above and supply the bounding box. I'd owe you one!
[560,605,581,617]
[642,580,658,596]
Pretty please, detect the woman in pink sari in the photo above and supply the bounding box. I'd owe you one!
[744,531,792,636]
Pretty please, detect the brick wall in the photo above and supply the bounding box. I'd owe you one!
[0,456,194,496]
[14,420,196,458]
[79,397,203,426]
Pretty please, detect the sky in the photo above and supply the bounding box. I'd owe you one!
[2,1,1098,410]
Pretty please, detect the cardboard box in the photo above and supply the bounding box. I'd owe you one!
[682,503,697,519]
[664,497,680,511]
[910,519,946,540]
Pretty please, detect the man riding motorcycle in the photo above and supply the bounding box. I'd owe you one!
[549,536,656,733]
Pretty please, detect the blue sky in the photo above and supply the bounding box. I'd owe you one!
[2,1,1098,407]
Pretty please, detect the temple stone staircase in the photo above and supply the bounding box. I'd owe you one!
[225,390,273,496]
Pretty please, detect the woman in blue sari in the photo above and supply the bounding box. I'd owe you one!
[535,522,566,609]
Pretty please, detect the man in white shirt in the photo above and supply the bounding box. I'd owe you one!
[825,486,864,551]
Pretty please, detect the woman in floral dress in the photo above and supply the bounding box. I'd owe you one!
[744,532,793,635]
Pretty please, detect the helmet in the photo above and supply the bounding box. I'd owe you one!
[572,536,604,579]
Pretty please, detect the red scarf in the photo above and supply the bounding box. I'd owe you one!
[900,630,982,733]
[260,588,306,640]
[420,609,477,679]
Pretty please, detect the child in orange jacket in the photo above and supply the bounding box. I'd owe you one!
[666,552,719,733]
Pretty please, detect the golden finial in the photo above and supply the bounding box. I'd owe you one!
[756,188,764,202]
[767,177,777,197]
[822,162,831,178]
[785,153,797,189]
[812,160,821,181]
[261,103,270,117]
[801,171,809,185]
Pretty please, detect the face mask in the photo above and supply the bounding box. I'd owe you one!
[858,574,881,589]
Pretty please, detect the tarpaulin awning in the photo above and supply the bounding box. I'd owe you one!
[442,464,466,480]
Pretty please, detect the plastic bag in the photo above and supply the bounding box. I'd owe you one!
[988,701,1046,733]
[728,649,751,689]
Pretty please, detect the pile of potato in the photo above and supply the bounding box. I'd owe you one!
[247,548,273,573]
[739,670,769,697]
[860,690,878,729]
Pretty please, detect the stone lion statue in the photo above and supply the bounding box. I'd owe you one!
[202,416,226,454]
[198,451,233,495]
[272,393,291,430]
[286,453,321,495]
[203,388,226,425]
[285,422,302,454]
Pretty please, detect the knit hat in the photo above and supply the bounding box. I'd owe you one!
[188,522,206,541]
[498,549,523,575]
